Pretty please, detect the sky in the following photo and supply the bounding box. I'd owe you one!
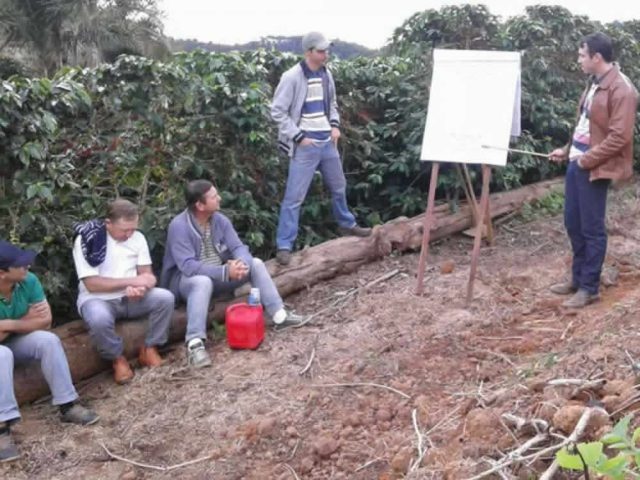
[158,0,639,49]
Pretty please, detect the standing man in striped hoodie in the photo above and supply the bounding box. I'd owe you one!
[271,31,371,266]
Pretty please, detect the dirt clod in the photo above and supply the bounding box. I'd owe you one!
[313,435,339,459]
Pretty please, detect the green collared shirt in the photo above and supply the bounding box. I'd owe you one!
[0,272,46,320]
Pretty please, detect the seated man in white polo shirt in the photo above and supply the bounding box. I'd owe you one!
[72,199,175,384]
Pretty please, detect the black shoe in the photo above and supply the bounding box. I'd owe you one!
[61,404,100,426]
[276,249,292,266]
[338,226,372,237]
[0,432,20,463]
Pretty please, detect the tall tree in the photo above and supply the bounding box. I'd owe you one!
[0,0,167,75]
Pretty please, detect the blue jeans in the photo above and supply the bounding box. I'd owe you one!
[0,331,78,422]
[171,258,284,343]
[564,161,610,295]
[80,288,175,360]
[276,141,357,251]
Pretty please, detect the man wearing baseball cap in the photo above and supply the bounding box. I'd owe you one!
[271,31,372,266]
[0,240,99,463]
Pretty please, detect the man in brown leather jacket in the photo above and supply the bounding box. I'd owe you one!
[549,31,638,308]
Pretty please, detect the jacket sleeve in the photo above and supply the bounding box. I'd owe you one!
[271,70,305,143]
[328,69,340,129]
[166,220,228,282]
[219,216,253,267]
[580,85,639,170]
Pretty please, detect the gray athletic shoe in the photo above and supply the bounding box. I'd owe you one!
[550,280,578,295]
[0,432,20,463]
[276,249,292,266]
[562,289,599,308]
[338,225,372,237]
[268,311,308,330]
[61,404,100,426]
[187,339,212,368]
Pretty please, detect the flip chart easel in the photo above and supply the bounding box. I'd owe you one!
[415,49,521,305]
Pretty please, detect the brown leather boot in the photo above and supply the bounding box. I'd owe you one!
[112,356,134,384]
[138,346,163,367]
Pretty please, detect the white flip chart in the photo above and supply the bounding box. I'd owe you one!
[420,49,521,166]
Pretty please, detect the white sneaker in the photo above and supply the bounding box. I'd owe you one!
[268,310,308,330]
[187,339,212,368]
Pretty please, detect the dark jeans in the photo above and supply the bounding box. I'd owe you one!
[564,161,610,294]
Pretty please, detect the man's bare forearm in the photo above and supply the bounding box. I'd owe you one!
[0,302,52,333]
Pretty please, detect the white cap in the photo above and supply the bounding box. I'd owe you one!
[302,32,332,51]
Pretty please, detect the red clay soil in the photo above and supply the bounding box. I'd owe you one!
[4,184,640,480]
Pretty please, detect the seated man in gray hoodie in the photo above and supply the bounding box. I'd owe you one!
[161,180,306,368]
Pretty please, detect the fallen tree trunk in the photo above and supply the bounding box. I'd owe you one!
[15,178,563,404]
[268,178,563,297]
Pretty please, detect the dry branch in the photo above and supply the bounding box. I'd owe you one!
[99,441,214,472]
[501,413,549,434]
[280,463,301,480]
[466,407,598,479]
[409,408,428,473]
[309,382,411,399]
[298,347,316,376]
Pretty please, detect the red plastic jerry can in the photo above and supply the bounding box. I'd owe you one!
[225,303,264,350]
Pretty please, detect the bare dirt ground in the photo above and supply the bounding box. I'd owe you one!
[4,183,640,480]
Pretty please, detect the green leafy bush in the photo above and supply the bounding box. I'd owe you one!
[556,414,640,479]
[1,5,639,321]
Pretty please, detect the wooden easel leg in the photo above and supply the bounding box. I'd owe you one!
[456,163,480,227]
[485,199,495,245]
[415,162,440,295]
[466,164,492,305]
[459,164,479,222]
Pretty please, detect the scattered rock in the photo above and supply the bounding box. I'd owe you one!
[390,379,412,391]
[375,408,393,422]
[601,395,621,413]
[613,387,640,414]
[390,446,413,473]
[552,405,611,437]
[313,435,339,459]
[535,398,563,423]
[526,378,549,392]
[119,468,137,480]
[601,266,619,287]
[552,405,584,434]
[237,420,259,440]
[379,421,391,431]
[602,379,635,397]
[257,417,277,437]
[463,408,504,448]
[340,426,354,438]
[440,260,455,274]
[542,384,573,401]
[586,346,609,362]
[414,394,431,425]
[436,309,475,330]
[298,456,315,474]
[344,412,364,427]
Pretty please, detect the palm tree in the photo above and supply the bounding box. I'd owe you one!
[0,0,167,76]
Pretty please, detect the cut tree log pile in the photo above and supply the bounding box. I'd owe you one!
[15,178,563,404]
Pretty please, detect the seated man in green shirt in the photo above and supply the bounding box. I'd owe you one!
[0,240,99,463]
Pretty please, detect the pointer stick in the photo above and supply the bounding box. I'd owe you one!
[481,145,549,159]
